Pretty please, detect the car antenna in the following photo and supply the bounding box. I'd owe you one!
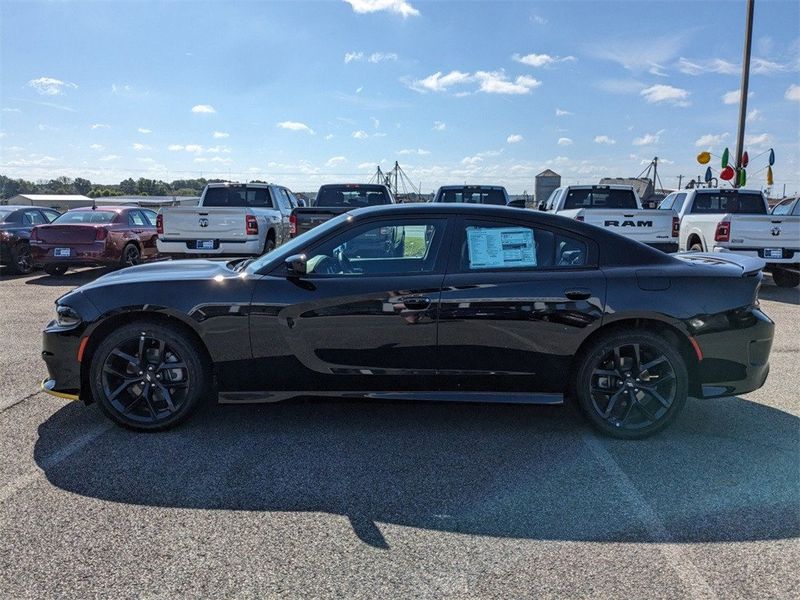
[91,196,97,210]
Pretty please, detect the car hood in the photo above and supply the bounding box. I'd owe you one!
[77,259,241,291]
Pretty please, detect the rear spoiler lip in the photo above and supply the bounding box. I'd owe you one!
[674,251,766,276]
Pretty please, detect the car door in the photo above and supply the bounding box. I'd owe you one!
[243,215,452,394]
[128,209,158,258]
[436,215,606,394]
[272,187,293,243]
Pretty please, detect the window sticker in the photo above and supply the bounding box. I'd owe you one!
[466,226,536,269]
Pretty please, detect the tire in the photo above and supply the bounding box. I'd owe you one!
[7,242,33,275]
[689,242,703,252]
[262,236,276,255]
[89,320,208,431]
[120,243,141,268]
[44,264,68,276]
[772,268,799,288]
[574,329,689,439]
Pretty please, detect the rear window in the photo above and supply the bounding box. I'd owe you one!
[690,192,767,214]
[436,188,507,205]
[563,188,638,210]
[315,186,390,207]
[0,209,15,222]
[54,211,118,224]
[203,186,272,207]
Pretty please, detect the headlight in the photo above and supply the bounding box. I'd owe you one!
[55,305,82,327]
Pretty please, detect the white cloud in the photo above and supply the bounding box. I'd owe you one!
[462,155,484,166]
[212,131,230,138]
[748,108,763,121]
[531,14,547,25]
[111,83,135,95]
[132,143,151,151]
[474,71,541,95]
[589,34,687,73]
[369,52,398,63]
[555,108,573,116]
[640,84,690,106]
[433,121,446,131]
[786,84,800,102]
[752,58,793,75]
[184,144,204,153]
[137,128,152,134]
[506,134,524,144]
[0,132,6,139]
[325,156,347,167]
[722,89,753,105]
[2,108,22,113]
[206,145,231,153]
[27,77,77,96]
[677,57,738,75]
[167,144,184,151]
[409,70,471,93]
[512,53,575,67]
[98,154,120,162]
[632,129,665,146]
[358,162,375,169]
[557,137,573,146]
[37,124,56,131]
[594,135,616,145]
[370,117,380,129]
[745,133,772,146]
[191,104,216,114]
[352,130,369,139]
[344,51,364,63]
[343,0,420,18]
[694,133,729,148]
[277,121,315,134]
[89,143,104,150]
[325,134,334,140]
[90,123,110,130]
[355,86,363,94]
[398,148,430,155]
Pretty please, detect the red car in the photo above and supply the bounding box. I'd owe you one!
[30,206,160,275]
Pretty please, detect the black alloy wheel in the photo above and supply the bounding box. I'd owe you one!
[576,330,688,439]
[121,243,141,267]
[90,322,206,430]
[44,264,68,276]
[9,243,33,274]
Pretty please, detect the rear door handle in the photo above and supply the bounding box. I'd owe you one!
[401,296,432,310]
[565,289,591,301]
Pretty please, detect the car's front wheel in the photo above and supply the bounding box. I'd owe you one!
[89,321,207,431]
[8,242,33,274]
[575,329,688,439]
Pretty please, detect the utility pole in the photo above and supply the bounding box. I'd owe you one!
[734,0,755,188]
[394,161,399,196]
[652,156,658,191]
[677,175,683,190]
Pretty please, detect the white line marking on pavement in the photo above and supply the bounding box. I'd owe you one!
[0,421,113,503]
[581,431,719,600]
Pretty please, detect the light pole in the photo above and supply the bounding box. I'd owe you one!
[734,0,755,188]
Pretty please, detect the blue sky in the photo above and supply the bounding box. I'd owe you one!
[1,0,799,194]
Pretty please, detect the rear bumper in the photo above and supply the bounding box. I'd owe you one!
[694,307,774,398]
[645,241,679,253]
[157,237,262,256]
[31,241,117,266]
[712,245,799,265]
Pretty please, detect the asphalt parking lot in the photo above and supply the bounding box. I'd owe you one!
[1,267,798,599]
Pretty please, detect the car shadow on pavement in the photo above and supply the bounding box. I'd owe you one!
[759,278,799,305]
[23,267,115,286]
[34,396,799,548]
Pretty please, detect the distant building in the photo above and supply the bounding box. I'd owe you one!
[7,194,91,211]
[534,170,561,205]
[92,195,200,208]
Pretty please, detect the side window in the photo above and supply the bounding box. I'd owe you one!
[285,190,299,209]
[304,218,447,276]
[672,193,687,213]
[128,210,147,227]
[457,220,589,271]
[141,209,158,226]
[24,210,46,225]
[545,189,560,210]
[658,193,676,210]
[41,209,61,223]
[274,188,292,212]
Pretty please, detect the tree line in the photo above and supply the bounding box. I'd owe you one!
[0,175,238,200]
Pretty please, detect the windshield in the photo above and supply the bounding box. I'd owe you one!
[203,186,272,207]
[314,186,390,208]
[53,211,118,224]
[436,188,507,205]
[246,212,352,274]
[690,192,767,214]
[563,188,638,210]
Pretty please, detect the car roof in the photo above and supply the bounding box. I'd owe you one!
[318,183,388,189]
[66,206,125,212]
[560,184,635,191]
[437,185,506,190]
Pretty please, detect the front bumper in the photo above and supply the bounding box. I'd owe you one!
[41,321,85,399]
[694,307,774,398]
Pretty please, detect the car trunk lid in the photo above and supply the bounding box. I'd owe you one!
[34,225,102,245]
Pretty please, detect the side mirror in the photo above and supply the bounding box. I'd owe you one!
[538,202,547,212]
[507,198,526,208]
[285,253,307,277]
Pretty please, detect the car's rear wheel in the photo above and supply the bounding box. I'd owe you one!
[121,243,141,268]
[772,267,799,288]
[689,242,703,252]
[8,242,33,274]
[89,321,207,431]
[44,264,68,276]
[263,236,276,255]
[575,330,688,439]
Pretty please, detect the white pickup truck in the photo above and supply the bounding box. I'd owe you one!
[156,182,298,258]
[660,187,800,287]
[540,184,679,252]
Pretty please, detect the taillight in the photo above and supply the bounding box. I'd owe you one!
[714,221,730,242]
[246,215,258,235]
[575,215,584,222]
[672,216,680,237]
[156,213,163,235]
[289,214,297,236]
[95,227,108,241]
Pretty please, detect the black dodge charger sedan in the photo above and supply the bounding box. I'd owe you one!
[41,204,774,438]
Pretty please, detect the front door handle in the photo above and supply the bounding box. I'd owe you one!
[565,289,591,301]
[401,296,432,310]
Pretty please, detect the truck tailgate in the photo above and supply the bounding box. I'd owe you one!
[577,209,675,243]
[729,214,800,247]
[292,207,350,235]
[161,207,248,240]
